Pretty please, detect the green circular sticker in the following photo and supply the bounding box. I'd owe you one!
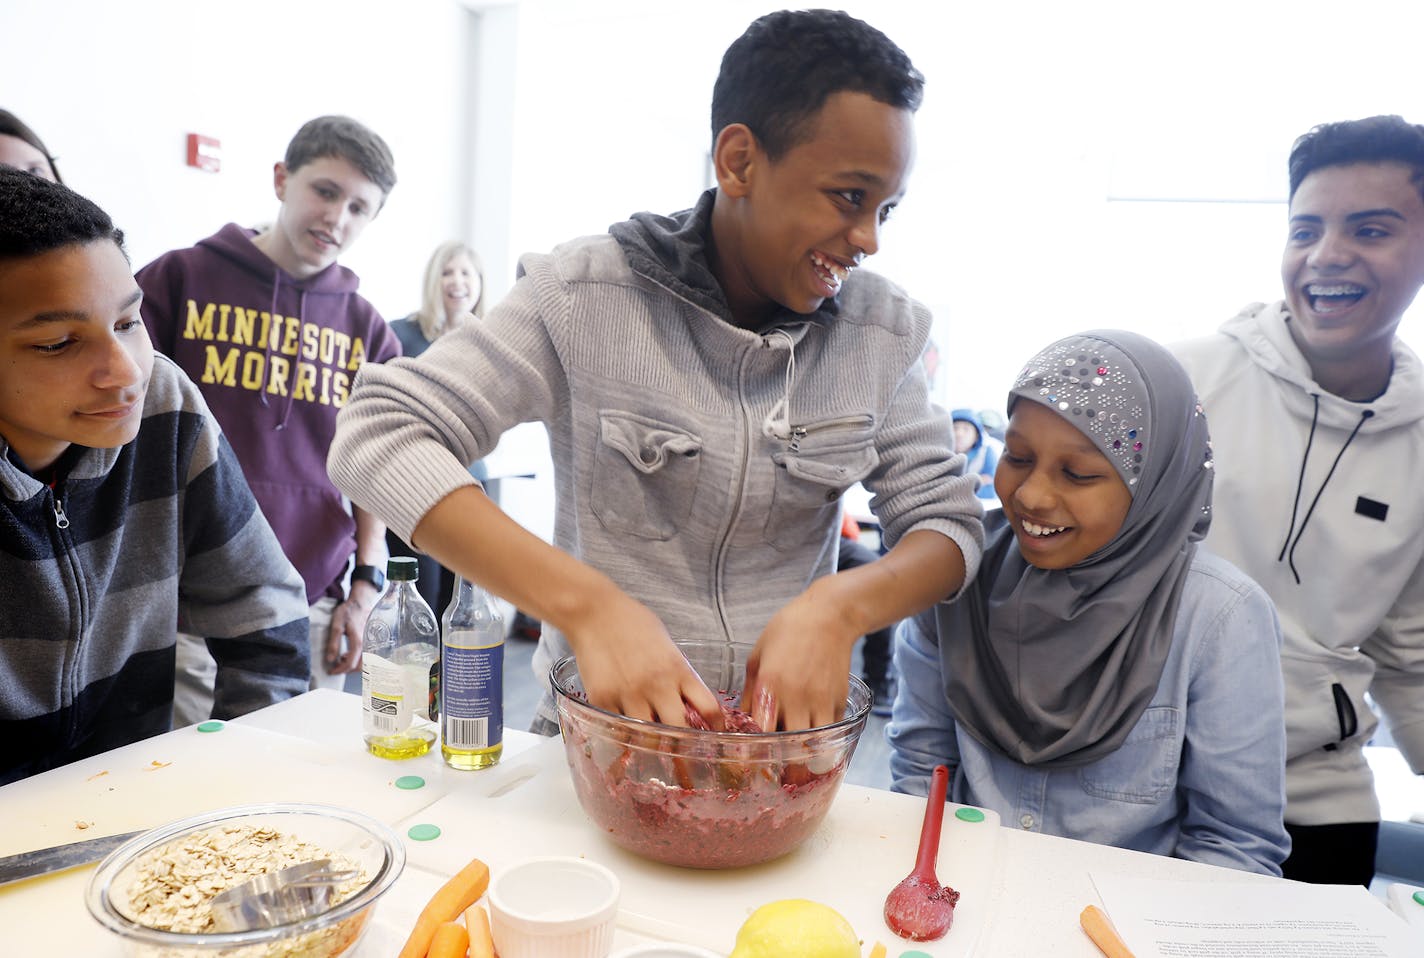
[394,775,426,790]
[900,952,934,958]
[196,721,225,733]
[1413,890,1424,907]
[407,824,442,842]
[955,807,986,823]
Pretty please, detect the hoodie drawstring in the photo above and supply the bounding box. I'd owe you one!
[1276,395,1320,568]
[260,270,305,432]
[274,288,309,432]
[760,329,799,446]
[260,271,282,414]
[1277,396,1374,583]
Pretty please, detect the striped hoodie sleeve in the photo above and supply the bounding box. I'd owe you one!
[165,366,311,717]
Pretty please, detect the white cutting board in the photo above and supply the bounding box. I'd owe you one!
[0,721,458,958]
[0,721,449,857]
[396,737,1000,956]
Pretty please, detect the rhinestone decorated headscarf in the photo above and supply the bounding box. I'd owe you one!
[934,329,1214,768]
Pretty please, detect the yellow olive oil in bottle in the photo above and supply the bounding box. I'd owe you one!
[440,573,504,769]
[361,557,439,758]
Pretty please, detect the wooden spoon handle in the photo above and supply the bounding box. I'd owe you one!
[913,764,950,880]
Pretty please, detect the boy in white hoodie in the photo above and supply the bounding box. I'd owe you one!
[1174,115,1424,885]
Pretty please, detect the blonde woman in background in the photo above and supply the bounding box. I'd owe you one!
[389,239,485,357]
[387,241,488,613]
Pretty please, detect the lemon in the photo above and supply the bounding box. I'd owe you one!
[730,899,861,958]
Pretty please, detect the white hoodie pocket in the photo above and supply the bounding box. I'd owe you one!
[591,410,703,541]
[1279,655,1378,760]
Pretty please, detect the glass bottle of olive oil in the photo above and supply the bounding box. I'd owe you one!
[439,573,504,769]
[360,557,439,759]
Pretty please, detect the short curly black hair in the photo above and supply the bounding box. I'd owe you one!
[711,9,924,159]
[0,165,125,261]
[1289,115,1424,201]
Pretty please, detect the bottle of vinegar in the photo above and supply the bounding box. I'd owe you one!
[440,573,505,769]
[361,557,440,759]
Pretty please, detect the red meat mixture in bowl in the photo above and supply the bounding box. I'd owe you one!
[554,672,870,870]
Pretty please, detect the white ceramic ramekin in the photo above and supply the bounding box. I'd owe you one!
[488,856,621,958]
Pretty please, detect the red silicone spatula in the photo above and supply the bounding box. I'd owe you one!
[884,763,960,941]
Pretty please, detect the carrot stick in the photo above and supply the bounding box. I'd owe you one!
[427,921,469,958]
[396,857,491,958]
[1080,905,1136,958]
[463,902,495,958]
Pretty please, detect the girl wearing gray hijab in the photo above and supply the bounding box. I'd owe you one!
[888,330,1291,875]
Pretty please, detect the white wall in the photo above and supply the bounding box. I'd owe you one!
[502,0,1424,410]
[0,0,475,319]
[6,0,1424,413]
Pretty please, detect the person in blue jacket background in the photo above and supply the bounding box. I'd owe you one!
[952,407,1001,501]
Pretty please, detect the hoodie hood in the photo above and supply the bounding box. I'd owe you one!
[195,224,364,432]
[197,223,362,296]
[951,407,986,452]
[608,189,841,329]
[1219,301,1424,430]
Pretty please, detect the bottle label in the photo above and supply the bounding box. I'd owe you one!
[441,637,503,750]
[362,652,409,734]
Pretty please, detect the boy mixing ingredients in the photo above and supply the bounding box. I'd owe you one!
[329,9,983,733]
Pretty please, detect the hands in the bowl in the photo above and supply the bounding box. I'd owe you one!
[562,591,726,729]
[745,585,860,731]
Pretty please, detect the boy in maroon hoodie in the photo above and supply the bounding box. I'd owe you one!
[138,116,401,719]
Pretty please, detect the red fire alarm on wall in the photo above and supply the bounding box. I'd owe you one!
[186,133,221,173]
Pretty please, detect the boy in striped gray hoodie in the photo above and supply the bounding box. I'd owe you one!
[0,168,310,784]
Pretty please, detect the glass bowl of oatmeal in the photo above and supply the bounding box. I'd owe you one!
[84,802,404,957]
[551,639,872,869]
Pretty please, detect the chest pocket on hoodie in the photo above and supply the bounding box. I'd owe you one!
[1078,706,1182,805]
[591,410,703,541]
[762,415,878,553]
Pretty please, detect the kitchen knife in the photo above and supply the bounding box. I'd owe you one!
[0,829,146,887]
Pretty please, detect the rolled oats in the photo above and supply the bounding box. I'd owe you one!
[121,824,369,958]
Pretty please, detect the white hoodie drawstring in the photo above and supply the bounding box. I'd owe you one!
[760,330,797,444]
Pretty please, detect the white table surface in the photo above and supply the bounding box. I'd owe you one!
[0,689,1322,956]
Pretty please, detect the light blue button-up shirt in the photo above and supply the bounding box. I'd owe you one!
[888,548,1291,875]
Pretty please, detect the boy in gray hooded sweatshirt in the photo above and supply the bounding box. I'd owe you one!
[329,9,983,734]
